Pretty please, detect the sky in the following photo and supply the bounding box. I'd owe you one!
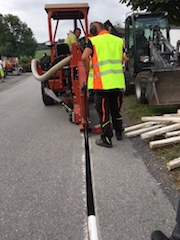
[0,0,132,43]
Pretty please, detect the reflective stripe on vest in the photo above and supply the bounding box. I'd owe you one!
[88,31,125,90]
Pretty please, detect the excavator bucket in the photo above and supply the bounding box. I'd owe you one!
[147,68,180,105]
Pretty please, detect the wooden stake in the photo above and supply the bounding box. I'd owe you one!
[163,114,180,117]
[125,124,164,138]
[141,123,180,140]
[165,130,180,138]
[124,121,159,133]
[141,116,180,123]
[149,136,180,149]
[167,157,180,171]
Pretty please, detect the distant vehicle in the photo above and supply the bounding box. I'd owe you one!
[2,56,23,76]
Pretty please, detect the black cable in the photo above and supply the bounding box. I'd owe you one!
[83,85,95,216]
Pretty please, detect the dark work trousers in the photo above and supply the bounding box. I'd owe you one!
[172,199,180,240]
[94,89,123,141]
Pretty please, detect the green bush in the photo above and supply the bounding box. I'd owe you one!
[20,56,32,72]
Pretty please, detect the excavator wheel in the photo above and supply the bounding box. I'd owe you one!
[135,71,149,104]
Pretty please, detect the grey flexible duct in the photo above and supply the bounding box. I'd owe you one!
[31,55,72,82]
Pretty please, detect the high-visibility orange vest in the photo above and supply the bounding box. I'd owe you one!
[88,30,125,90]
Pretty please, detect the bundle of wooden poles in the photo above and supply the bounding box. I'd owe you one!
[124,110,180,171]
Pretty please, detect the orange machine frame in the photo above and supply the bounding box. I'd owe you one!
[44,3,90,131]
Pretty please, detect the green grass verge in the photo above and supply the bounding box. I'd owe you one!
[124,94,180,124]
[35,49,50,60]
[124,94,180,187]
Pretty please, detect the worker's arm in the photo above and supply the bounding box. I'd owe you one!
[81,47,92,73]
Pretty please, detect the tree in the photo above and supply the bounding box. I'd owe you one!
[0,14,37,57]
[119,0,180,25]
[0,14,9,55]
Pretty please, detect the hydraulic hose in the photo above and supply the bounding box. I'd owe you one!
[31,55,72,82]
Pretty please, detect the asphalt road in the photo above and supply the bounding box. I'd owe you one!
[0,72,28,92]
[0,73,178,239]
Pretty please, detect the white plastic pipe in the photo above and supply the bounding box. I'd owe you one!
[31,55,72,82]
[88,215,99,240]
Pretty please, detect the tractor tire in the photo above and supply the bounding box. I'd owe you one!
[41,82,54,106]
[135,71,149,104]
[124,71,134,95]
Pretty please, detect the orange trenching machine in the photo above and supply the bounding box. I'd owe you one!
[31,3,96,132]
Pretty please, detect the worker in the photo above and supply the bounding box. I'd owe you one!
[81,21,125,148]
[136,28,149,56]
[151,198,180,240]
[0,56,5,82]
[136,29,147,44]
[64,28,81,51]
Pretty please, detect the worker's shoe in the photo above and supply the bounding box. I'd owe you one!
[115,131,123,140]
[95,137,112,148]
[151,230,172,240]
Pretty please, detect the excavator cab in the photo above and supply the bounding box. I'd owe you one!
[124,12,169,91]
[124,12,180,105]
